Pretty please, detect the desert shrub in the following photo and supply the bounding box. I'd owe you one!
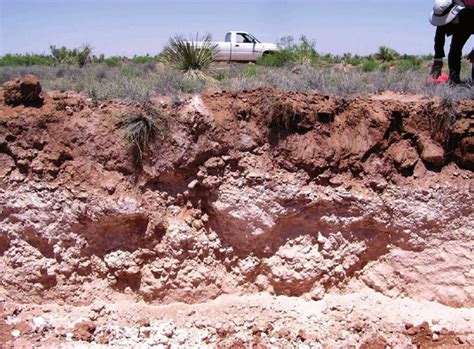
[91,54,105,64]
[120,65,144,78]
[0,51,163,68]
[0,54,56,67]
[375,46,400,62]
[131,55,160,64]
[321,53,343,65]
[396,55,423,72]
[139,62,157,73]
[379,62,392,72]
[240,63,258,77]
[49,44,92,67]
[361,59,379,72]
[326,70,371,96]
[0,65,58,84]
[49,78,81,93]
[161,33,218,75]
[257,50,296,67]
[119,103,162,163]
[95,66,109,80]
[105,56,124,67]
[257,35,318,67]
[293,35,319,65]
[83,69,150,102]
[219,74,267,91]
[420,54,434,61]
[213,71,230,81]
[77,46,91,67]
[1,56,471,102]
[343,54,362,66]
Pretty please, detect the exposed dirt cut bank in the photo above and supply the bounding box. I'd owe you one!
[0,84,473,347]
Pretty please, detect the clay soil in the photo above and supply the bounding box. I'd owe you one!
[0,86,473,348]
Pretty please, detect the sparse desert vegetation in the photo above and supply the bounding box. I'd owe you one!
[1,35,472,104]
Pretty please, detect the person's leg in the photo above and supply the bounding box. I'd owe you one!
[469,49,474,82]
[448,32,471,83]
[431,27,446,78]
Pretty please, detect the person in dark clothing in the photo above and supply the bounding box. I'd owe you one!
[431,23,457,77]
[447,9,474,83]
[429,1,474,83]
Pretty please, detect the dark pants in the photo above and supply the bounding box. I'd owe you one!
[448,31,471,82]
[448,9,474,82]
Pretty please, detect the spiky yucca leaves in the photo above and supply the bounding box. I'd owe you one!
[375,46,400,62]
[119,103,162,164]
[162,33,218,78]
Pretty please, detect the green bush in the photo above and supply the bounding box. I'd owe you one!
[213,71,230,81]
[379,62,392,72]
[257,35,318,67]
[343,53,362,66]
[321,53,342,65]
[240,63,258,77]
[103,56,123,67]
[256,50,295,67]
[131,55,160,64]
[0,54,56,67]
[361,59,379,72]
[293,35,319,65]
[396,55,423,72]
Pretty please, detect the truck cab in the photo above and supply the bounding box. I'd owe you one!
[215,31,279,61]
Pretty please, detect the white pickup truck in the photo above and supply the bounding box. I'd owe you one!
[210,31,280,62]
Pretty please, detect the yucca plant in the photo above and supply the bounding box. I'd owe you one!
[161,33,218,79]
[375,46,399,62]
[77,44,92,67]
[119,103,161,163]
[49,44,92,67]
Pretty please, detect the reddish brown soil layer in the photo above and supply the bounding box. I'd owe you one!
[0,87,473,347]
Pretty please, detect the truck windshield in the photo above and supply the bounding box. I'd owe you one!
[248,33,261,43]
[225,32,261,43]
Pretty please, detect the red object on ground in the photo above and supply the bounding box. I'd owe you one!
[429,73,449,84]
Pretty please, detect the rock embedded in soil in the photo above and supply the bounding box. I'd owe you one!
[386,139,419,172]
[72,321,97,342]
[418,136,445,168]
[2,74,43,107]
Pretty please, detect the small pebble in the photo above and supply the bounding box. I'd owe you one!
[11,329,21,338]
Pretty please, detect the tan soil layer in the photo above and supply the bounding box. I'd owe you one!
[0,86,473,347]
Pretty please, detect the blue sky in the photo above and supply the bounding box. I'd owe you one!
[1,0,473,57]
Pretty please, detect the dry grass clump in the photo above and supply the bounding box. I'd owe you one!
[219,65,473,99]
[118,102,164,164]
